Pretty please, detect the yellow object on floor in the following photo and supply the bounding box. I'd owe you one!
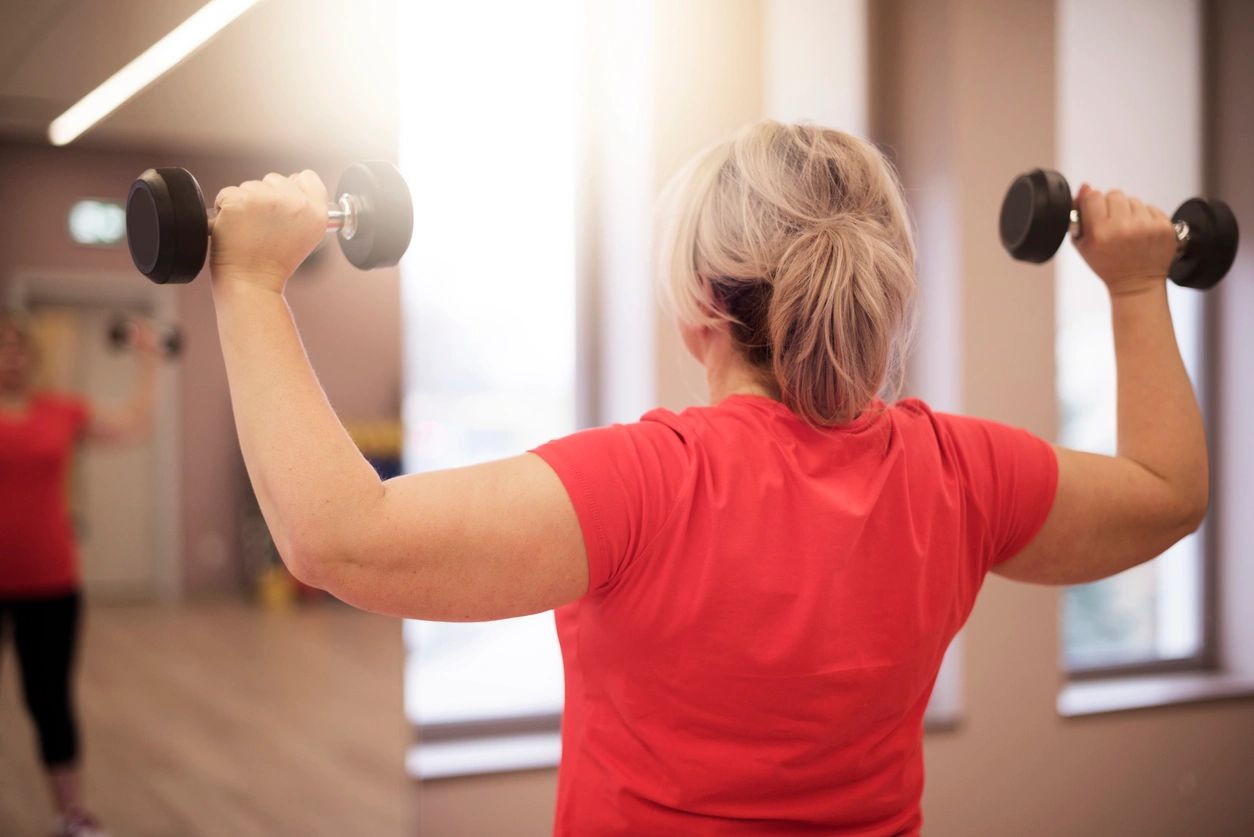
[258,564,296,611]
[346,419,403,459]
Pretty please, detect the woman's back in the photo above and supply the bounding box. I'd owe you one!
[535,394,1056,835]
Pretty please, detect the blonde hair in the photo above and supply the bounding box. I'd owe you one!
[658,121,917,426]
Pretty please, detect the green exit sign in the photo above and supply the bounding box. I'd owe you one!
[68,199,126,246]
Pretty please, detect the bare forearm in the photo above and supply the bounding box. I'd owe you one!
[212,279,383,575]
[125,353,157,425]
[87,350,156,442]
[995,188,1208,586]
[1111,284,1208,517]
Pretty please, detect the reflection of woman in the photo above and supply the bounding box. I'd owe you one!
[0,313,157,837]
[208,122,1204,834]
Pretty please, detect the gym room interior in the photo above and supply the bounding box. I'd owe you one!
[0,1,1252,835]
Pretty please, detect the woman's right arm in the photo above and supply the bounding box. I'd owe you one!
[85,319,159,445]
[994,184,1208,585]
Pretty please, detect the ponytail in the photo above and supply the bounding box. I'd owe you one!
[659,121,917,426]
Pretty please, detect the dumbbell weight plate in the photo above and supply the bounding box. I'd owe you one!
[1170,198,1239,290]
[163,327,184,358]
[107,317,130,351]
[335,161,414,270]
[999,168,1074,264]
[126,168,210,285]
[104,316,183,358]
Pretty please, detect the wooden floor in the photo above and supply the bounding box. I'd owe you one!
[0,599,415,837]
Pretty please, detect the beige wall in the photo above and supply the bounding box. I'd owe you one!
[0,141,401,594]
[419,1,1254,834]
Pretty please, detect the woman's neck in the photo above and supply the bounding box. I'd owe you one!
[691,326,779,405]
[706,362,776,405]
[0,388,32,411]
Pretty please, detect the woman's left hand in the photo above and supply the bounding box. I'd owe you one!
[210,171,328,295]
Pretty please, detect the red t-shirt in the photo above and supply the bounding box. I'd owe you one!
[0,393,91,596]
[532,395,1057,836]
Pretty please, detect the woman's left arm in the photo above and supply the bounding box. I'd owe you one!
[86,321,159,444]
[210,171,588,620]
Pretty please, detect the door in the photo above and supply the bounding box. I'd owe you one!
[30,302,158,599]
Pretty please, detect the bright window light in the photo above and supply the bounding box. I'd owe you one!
[397,0,577,771]
[48,0,262,146]
[1057,0,1206,672]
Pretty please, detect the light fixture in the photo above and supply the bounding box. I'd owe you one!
[48,0,263,146]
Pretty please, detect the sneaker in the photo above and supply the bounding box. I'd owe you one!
[50,809,109,837]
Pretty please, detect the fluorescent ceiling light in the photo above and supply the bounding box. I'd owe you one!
[48,0,263,146]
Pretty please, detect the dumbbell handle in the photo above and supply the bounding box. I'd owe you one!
[1068,208,1190,250]
[204,193,361,240]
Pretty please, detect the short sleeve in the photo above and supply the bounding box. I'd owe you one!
[68,396,92,437]
[531,414,691,595]
[935,413,1059,569]
[48,393,91,438]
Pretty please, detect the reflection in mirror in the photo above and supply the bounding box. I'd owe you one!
[1,1,411,834]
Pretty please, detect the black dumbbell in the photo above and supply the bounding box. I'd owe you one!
[999,168,1239,290]
[106,316,183,358]
[125,162,414,285]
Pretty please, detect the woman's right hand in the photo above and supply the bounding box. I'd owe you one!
[1073,183,1178,298]
[210,171,328,296]
[127,319,162,359]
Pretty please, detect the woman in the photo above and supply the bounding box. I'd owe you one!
[0,312,158,837]
[208,122,1205,835]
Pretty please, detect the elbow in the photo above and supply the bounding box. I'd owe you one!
[275,529,345,592]
[267,483,387,598]
[1180,487,1209,536]
[1180,460,1210,534]
[110,410,153,447]
[275,540,326,590]
[1165,481,1209,544]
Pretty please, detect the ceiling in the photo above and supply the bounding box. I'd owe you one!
[0,0,398,158]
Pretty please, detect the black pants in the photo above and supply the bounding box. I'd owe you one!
[0,591,81,767]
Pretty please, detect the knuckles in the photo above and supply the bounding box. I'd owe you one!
[214,174,327,255]
[222,184,318,222]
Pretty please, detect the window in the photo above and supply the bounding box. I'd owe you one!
[397,0,578,777]
[1056,0,1210,675]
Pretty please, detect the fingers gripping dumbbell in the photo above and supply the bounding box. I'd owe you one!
[125,162,414,285]
[106,316,183,358]
[999,168,1239,290]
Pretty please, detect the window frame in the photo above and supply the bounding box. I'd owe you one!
[1061,327,1219,682]
[1054,0,1216,683]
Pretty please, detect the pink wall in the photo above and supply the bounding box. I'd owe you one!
[0,141,402,594]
